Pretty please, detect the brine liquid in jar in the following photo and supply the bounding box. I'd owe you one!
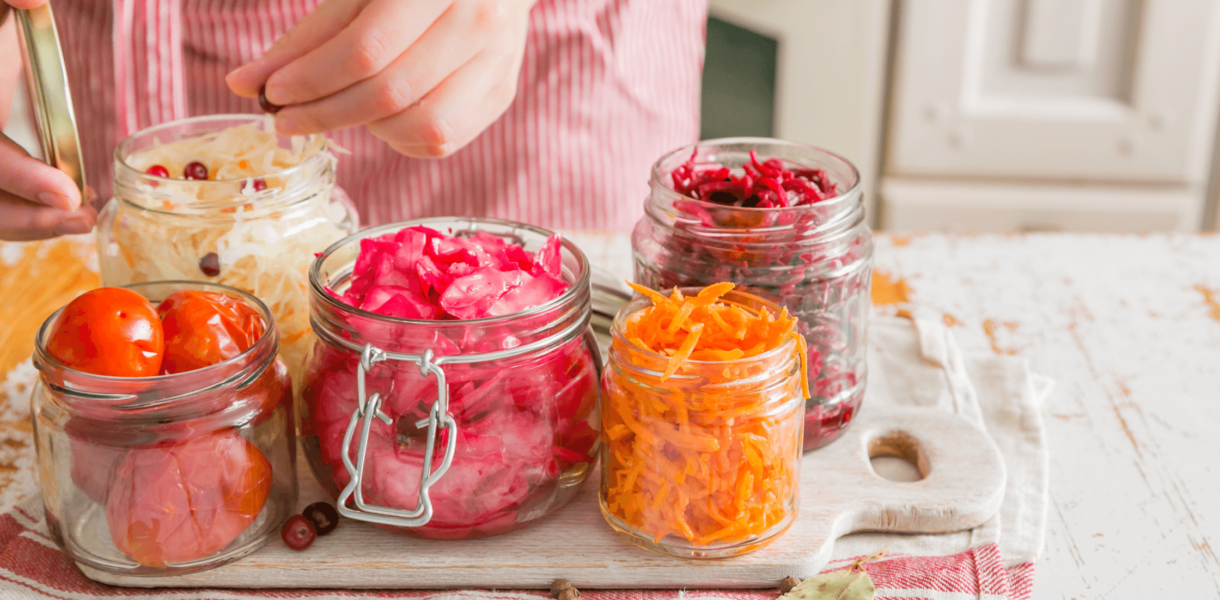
[97,114,358,379]
[300,218,601,539]
[600,283,806,558]
[632,138,872,451]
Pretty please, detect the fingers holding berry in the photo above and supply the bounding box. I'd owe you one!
[225,0,536,159]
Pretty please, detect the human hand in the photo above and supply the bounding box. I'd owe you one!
[226,0,536,159]
[0,1,97,241]
[1,0,49,18]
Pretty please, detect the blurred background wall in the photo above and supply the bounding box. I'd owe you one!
[704,0,1220,232]
[8,0,1220,232]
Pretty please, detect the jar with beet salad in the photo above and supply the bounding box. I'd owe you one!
[96,115,359,378]
[600,284,807,558]
[300,217,601,539]
[632,138,873,451]
[31,282,296,576]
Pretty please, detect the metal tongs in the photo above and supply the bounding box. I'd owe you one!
[14,4,86,196]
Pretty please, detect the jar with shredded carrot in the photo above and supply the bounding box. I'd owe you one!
[599,282,807,558]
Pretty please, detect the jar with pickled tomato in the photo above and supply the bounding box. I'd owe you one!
[300,218,601,539]
[31,282,296,576]
[632,138,873,451]
[96,115,359,376]
[600,287,805,558]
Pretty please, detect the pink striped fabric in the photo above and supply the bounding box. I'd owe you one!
[52,0,707,231]
[0,500,1037,599]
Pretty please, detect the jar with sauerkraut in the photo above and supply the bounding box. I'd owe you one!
[96,115,359,376]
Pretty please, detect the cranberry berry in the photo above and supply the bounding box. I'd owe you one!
[258,86,282,114]
[145,165,170,178]
[198,252,221,277]
[303,502,339,536]
[281,514,316,551]
[184,161,209,181]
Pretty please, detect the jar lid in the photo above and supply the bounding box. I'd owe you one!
[15,5,87,196]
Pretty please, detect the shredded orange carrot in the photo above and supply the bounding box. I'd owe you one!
[603,282,808,550]
[280,329,308,345]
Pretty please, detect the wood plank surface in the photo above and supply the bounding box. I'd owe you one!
[3,232,1220,597]
[83,408,1004,589]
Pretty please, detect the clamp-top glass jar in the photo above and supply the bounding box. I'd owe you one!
[31,282,297,576]
[632,138,873,451]
[600,289,806,558]
[96,115,359,376]
[300,218,601,539]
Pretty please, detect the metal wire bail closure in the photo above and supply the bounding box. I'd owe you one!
[336,344,458,528]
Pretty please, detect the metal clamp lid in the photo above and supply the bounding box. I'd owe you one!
[15,4,87,196]
[312,306,591,528]
[336,345,457,528]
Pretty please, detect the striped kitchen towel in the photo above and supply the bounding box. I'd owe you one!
[0,317,1049,599]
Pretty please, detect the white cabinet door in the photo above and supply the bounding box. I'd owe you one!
[887,0,1220,185]
[709,0,892,223]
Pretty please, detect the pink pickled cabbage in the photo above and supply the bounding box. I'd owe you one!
[302,227,596,539]
[337,226,567,321]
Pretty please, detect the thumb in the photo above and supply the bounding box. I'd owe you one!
[225,0,364,98]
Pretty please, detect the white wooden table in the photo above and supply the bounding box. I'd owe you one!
[567,231,1220,599]
[4,232,1220,598]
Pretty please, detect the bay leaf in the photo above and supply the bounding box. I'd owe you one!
[778,569,875,600]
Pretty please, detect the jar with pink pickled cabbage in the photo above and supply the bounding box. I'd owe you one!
[632,138,873,452]
[300,218,601,539]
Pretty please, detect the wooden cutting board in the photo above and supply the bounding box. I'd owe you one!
[82,406,1006,589]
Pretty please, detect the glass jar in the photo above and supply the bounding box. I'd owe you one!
[632,138,873,451]
[96,115,359,377]
[599,288,805,558]
[31,282,297,576]
[300,218,601,539]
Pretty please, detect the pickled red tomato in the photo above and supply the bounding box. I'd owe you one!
[66,356,289,507]
[106,431,272,566]
[157,290,266,374]
[45,288,164,377]
[66,419,128,505]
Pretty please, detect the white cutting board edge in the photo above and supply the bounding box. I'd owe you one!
[82,406,1006,589]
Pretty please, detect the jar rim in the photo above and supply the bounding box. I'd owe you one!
[650,137,863,214]
[309,216,592,327]
[34,281,278,393]
[112,114,334,215]
[610,287,799,373]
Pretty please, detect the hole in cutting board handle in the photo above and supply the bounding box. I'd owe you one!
[867,430,929,482]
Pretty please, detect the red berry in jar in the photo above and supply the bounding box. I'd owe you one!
[252,178,268,192]
[145,165,170,178]
[45,287,165,377]
[303,502,339,536]
[198,252,221,277]
[184,161,209,180]
[281,514,316,551]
